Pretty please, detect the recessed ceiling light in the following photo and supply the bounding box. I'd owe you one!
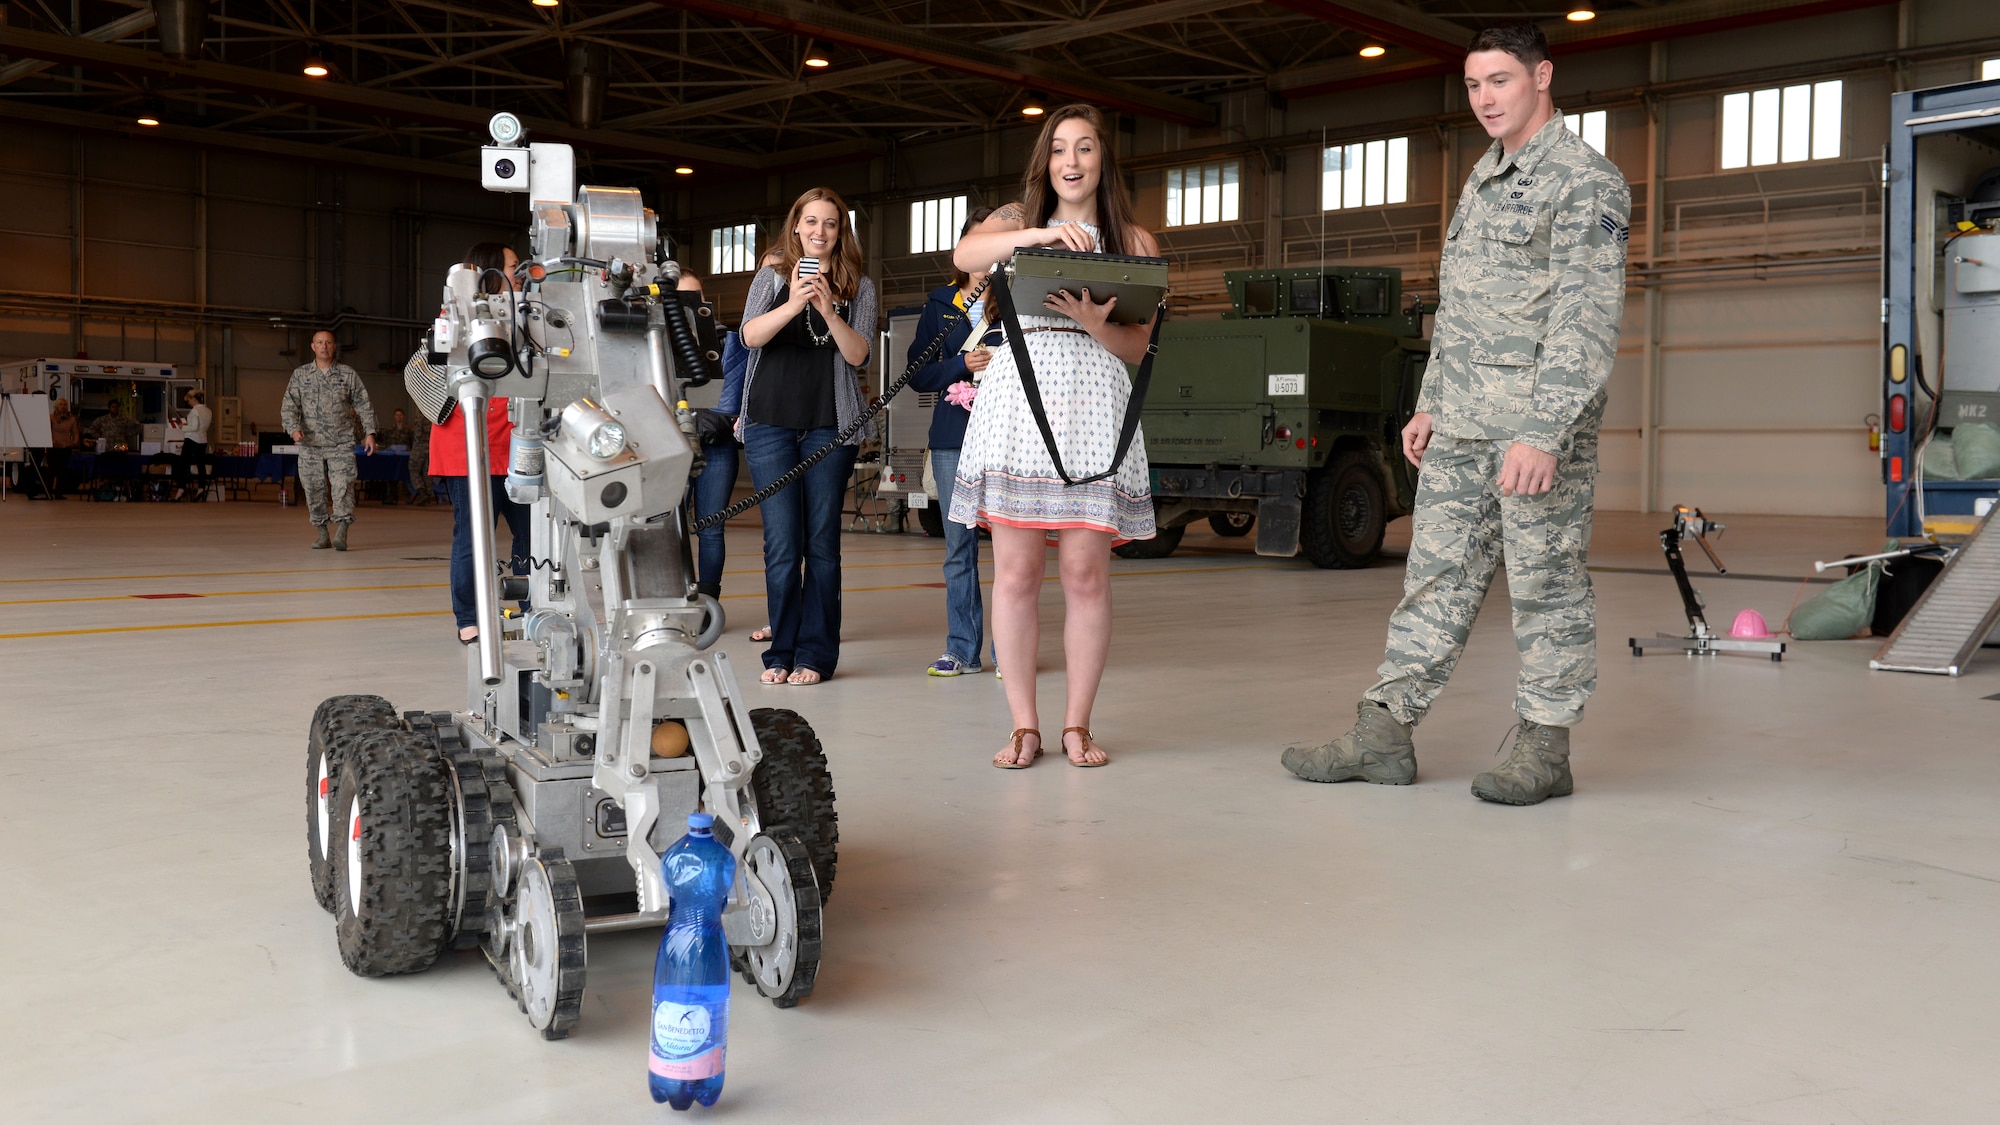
[303,53,330,78]
[1566,4,1596,21]
[675,166,694,175]
[532,0,560,8]
[136,111,161,127]
[803,42,830,68]
[1359,44,1386,58]
[1022,92,1046,117]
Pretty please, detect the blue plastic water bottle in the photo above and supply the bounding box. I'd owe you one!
[649,812,736,1109]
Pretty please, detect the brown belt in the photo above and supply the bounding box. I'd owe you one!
[1020,326,1091,336]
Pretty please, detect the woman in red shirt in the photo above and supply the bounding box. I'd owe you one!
[432,242,533,644]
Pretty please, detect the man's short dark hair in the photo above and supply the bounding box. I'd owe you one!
[1467,23,1549,70]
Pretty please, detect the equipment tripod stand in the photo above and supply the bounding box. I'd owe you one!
[1629,505,1786,661]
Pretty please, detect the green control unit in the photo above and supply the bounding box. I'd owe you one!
[1126,266,1430,567]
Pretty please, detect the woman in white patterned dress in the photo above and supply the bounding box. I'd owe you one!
[950,104,1160,770]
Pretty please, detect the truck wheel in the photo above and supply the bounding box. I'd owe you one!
[332,728,454,977]
[1301,452,1386,569]
[1112,523,1185,559]
[306,695,399,912]
[747,708,840,902]
[916,502,944,538]
[1208,512,1255,537]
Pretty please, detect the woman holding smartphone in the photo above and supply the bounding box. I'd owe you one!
[950,104,1160,768]
[737,188,878,686]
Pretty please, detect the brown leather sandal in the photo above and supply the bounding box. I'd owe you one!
[993,728,1042,769]
[1062,726,1109,767]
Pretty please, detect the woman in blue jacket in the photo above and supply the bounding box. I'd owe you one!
[682,269,749,602]
[908,207,998,677]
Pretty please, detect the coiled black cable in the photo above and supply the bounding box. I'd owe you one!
[659,296,714,386]
[690,273,993,532]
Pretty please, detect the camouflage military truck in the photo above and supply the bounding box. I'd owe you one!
[1120,266,1429,568]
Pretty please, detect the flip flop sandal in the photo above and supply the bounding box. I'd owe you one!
[993,728,1042,769]
[759,666,789,684]
[1062,726,1109,767]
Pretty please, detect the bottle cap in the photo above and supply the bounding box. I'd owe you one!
[687,812,715,829]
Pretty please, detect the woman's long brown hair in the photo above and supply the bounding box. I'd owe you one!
[778,186,864,303]
[1019,104,1139,257]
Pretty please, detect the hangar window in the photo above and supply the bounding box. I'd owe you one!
[1719,81,1841,169]
[711,223,757,275]
[1165,160,1240,226]
[1564,110,1608,156]
[909,195,967,254]
[1321,138,1408,211]
[1984,59,2000,80]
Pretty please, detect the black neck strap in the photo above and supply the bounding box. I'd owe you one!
[990,270,1167,488]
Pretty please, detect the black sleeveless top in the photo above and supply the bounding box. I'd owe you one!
[747,284,841,431]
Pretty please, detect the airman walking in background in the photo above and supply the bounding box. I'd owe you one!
[1282,22,1630,806]
[282,329,378,550]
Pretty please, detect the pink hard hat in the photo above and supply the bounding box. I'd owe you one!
[1730,609,1775,639]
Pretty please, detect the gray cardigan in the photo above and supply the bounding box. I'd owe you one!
[736,266,878,445]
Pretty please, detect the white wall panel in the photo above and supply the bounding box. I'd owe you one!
[1657,431,1879,515]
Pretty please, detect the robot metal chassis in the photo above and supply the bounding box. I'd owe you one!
[303,117,836,1039]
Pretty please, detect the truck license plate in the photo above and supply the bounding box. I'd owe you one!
[1268,374,1305,396]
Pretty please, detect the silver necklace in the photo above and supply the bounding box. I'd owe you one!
[803,303,833,347]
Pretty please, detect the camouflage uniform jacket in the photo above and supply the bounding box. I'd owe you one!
[87,413,143,451]
[280,361,377,449]
[1416,113,1630,455]
[380,424,416,449]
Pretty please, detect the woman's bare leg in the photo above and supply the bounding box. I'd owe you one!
[989,524,1048,766]
[1057,529,1113,764]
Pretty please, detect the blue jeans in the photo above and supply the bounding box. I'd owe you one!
[443,475,531,629]
[742,424,858,676]
[691,440,740,596]
[929,448,986,669]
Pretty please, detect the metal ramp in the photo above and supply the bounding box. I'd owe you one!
[1871,508,2000,676]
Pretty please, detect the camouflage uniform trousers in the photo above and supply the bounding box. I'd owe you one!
[408,435,434,501]
[1364,428,1599,728]
[297,445,359,527]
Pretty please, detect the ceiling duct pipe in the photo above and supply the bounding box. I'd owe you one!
[155,0,208,62]
[566,42,609,131]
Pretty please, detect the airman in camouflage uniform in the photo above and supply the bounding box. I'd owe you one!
[380,409,416,505]
[86,402,143,452]
[281,330,378,549]
[1284,24,1629,805]
[408,423,435,504]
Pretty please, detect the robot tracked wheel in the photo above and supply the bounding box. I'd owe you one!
[304,116,836,1037]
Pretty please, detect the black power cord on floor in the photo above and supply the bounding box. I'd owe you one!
[689,274,994,532]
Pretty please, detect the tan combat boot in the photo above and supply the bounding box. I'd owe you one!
[331,522,350,551]
[311,525,331,549]
[1471,721,1573,805]
[1281,701,1417,785]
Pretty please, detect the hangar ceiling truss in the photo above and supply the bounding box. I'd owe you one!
[0,0,1897,180]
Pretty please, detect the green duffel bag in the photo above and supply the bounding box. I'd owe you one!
[1952,422,2000,480]
[1788,561,1882,640]
[1920,433,1959,480]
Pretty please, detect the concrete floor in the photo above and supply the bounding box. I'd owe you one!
[2,495,1996,1123]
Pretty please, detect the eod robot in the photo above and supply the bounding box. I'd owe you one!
[303,115,835,1038]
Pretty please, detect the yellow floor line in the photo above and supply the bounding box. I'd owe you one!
[0,609,452,640]
[0,583,448,607]
[0,563,445,585]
